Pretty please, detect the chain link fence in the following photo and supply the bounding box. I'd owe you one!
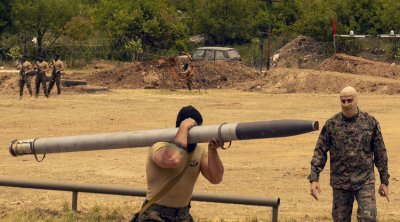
[0,35,175,68]
[1,34,399,68]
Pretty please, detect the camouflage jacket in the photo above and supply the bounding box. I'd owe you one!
[308,110,389,190]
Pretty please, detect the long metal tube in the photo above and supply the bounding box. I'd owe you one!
[9,119,318,156]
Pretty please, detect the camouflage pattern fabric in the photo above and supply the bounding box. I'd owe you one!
[308,110,389,190]
[332,183,377,222]
[136,204,193,222]
[48,71,61,95]
[35,71,48,97]
[19,71,32,97]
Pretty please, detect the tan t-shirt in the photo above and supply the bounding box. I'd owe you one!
[145,142,207,207]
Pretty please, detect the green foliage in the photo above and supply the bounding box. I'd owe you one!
[0,0,12,33]
[193,0,263,45]
[272,0,302,34]
[6,46,22,61]
[293,0,335,41]
[93,0,189,56]
[3,0,400,63]
[11,0,77,55]
[380,0,400,33]
[125,39,144,61]
[64,16,94,41]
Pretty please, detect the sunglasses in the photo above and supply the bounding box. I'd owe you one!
[341,98,353,104]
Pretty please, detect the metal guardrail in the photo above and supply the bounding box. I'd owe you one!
[0,178,280,222]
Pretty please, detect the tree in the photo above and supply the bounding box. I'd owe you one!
[11,0,76,56]
[380,0,400,33]
[125,39,143,62]
[193,0,262,45]
[64,16,94,41]
[0,0,12,33]
[93,0,189,56]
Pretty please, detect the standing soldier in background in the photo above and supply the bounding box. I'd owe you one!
[48,54,64,96]
[35,57,49,98]
[16,55,33,99]
[308,86,390,222]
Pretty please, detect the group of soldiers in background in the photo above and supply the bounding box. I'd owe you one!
[17,54,65,99]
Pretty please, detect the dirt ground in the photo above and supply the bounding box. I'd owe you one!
[0,89,399,221]
[1,36,400,221]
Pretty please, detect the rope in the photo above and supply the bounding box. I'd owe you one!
[29,138,46,162]
[217,123,232,150]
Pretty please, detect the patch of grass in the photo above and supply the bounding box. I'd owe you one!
[0,204,131,222]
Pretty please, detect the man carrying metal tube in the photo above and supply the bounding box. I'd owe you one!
[132,105,225,222]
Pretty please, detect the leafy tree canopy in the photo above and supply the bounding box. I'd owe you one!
[11,0,76,55]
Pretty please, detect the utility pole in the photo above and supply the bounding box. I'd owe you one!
[260,32,266,75]
[263,0,279,73]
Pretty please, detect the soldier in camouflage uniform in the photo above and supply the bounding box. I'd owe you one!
[132,106,225,222]
[48,54,64,96]
[34,57,49,98]
[17,55,33,99]
[308,86,390,222]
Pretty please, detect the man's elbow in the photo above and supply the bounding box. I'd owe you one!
[209,175,223,184]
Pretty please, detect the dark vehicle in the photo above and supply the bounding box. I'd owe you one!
[192,47,241,61]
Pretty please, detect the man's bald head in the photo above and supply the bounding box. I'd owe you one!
[340,86,359,117]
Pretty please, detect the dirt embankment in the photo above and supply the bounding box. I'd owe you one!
[2,35,400,95]
[271,35,329,69]
[318,53,400,79]
[241,68,400,94]
[80,60,260,90]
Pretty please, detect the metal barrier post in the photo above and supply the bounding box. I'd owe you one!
[72,191,78,211]
[0,178,280,220]
[272,206,278,222]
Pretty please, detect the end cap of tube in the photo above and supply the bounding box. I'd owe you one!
[9,140,17,156]
[313,121,319,131]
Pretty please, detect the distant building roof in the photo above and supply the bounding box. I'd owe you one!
[196,46,235,51]
[189,35,205,43]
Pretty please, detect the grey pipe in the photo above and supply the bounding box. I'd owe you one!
[9,119,318,157]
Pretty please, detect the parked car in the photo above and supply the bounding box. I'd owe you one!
[192,47,241,61]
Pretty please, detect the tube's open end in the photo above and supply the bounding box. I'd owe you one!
[313,121,319,131]
[9,140,17,156]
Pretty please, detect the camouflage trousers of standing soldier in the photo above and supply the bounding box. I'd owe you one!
[19,78,32,97]
[332,183,377,222]
[35,72,48,97]
[48,72,61,95]
[134,203,194,222]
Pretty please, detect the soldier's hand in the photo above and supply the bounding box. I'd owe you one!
[378,184,389,202]
[180,118,197,130]
[310,181,321,201]
[208,138,222,150]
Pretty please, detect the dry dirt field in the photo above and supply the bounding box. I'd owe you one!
[0,88,399,221]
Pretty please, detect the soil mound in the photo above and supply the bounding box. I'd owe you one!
[83,60,260,90]
[240,68,400,94]
[272,35,328,69]
[318,53,400,79]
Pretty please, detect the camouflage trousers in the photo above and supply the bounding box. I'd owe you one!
[332,183,377,222]
[35,72,48,97]
[48,72,61,95]
[132,203,194,222]
[19,77,32,97]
